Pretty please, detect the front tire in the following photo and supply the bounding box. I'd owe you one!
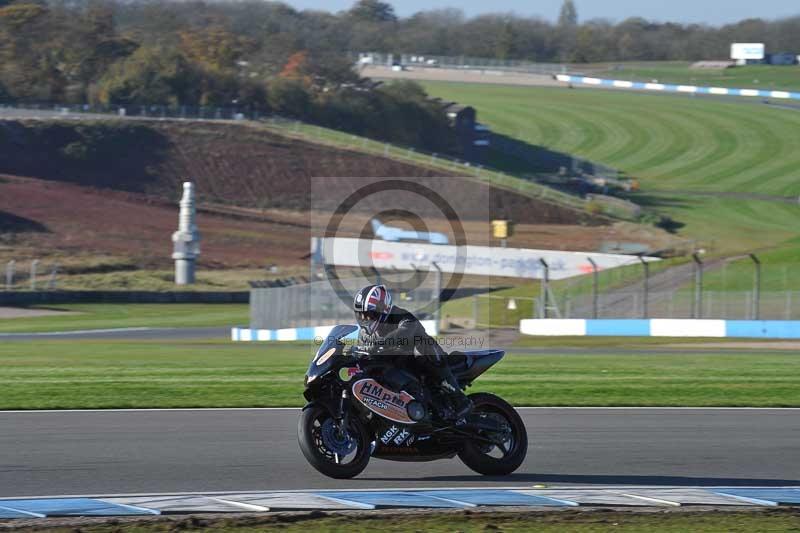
[298,405,371,479]
[458,393,528,476]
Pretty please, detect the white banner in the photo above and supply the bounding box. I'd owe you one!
[314,238,658,280]
[731,42,764,60]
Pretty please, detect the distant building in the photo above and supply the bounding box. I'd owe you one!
[431,100,489,163]
[766,53,798,65]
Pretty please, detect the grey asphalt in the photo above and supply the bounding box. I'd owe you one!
[1,408,798,498]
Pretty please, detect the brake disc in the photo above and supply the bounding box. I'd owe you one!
[320,418,357,456]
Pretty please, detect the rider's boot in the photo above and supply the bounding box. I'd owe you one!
[436,367,472,422]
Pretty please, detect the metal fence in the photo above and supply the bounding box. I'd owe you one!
[356,52,571,76]
[3,260,59,290]
[470,291,800,324]
[250,272,444,330]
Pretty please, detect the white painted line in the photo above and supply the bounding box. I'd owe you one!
[771,91,791,99]
[421,495,477,507]
[620,493,681,506]
[316,495,375,510]
[712,492,779,506]
[209,497,269,512]
[612,80,634,88]
[10,486,800,502]
[0,505,46,518]
[644,83,665,90]
[677,85,698,93]
[100,501,162,515]
[740,89,760,97]
[709,87,729,95]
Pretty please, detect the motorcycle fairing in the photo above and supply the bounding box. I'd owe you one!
[352,378,417,424]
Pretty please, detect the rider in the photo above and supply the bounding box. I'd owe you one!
[353,284,471,421]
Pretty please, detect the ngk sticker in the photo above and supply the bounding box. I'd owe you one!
[380,425,399,444]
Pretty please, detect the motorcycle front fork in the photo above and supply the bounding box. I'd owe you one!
[335,389,350,437]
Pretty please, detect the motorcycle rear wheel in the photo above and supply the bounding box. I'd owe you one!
[297,405,371,479]
[458,392,528,476]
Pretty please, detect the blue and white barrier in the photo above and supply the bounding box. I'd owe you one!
[520,319,800,339]
[555,74,800,101]
[231,320,438,342]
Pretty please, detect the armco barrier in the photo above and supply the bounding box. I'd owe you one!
[520,319,800,338]
[232,320,438,342]
[555,74,800,101]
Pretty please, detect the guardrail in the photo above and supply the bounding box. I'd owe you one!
[554,74,800,101]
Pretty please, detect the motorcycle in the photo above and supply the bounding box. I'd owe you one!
[298,324,527,479]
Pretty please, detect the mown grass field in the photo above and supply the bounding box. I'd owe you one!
[421,81,800,272]
[1,338,798,409]
[585,61,800,92]
[0,303,249,333]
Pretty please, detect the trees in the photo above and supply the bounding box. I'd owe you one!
[348,0,397,23]
[558,0,578,28]
[93,46,200,106]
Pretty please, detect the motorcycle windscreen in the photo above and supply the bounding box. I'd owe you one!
[352,378,417,424]
[307,324,359,380]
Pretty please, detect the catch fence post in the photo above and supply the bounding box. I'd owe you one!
[749,254,761,320]
[692,253,703,319]
[5,260,14,290]
[588,257,599,319]
[48,264,59,290]
[638,255,649,318]
[431,262,442,332]
[539,258,549,319]
[30,259,40,291]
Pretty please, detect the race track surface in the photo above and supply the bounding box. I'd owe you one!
[1,408,798,498]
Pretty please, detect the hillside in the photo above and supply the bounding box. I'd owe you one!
[0,119,680,290]
[421,81,800,256]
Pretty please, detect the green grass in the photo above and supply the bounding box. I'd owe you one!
[1,339,798,409]
[0,303,249,333]
[586,61,800,92]
[37,508,800,532]
[420,81,800,281]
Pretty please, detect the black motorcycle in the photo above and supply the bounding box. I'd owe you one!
[298,325,528,479]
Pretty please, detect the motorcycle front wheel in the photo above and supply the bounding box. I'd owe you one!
[458,392,528,476]
[297,404,371,479]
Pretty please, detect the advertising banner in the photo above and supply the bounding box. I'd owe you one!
[314,238,658,280]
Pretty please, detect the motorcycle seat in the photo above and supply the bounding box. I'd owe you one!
[448,349,505,382]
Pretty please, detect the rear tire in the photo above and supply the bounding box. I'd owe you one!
[458,393,527,476]
[298,405,371,479]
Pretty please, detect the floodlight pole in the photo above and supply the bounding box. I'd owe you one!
[749,254,761,320]
[587,257,598,319]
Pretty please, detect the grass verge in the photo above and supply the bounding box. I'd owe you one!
[17,508,800,532]
[1,339,798,409]
[0,303,249,333]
